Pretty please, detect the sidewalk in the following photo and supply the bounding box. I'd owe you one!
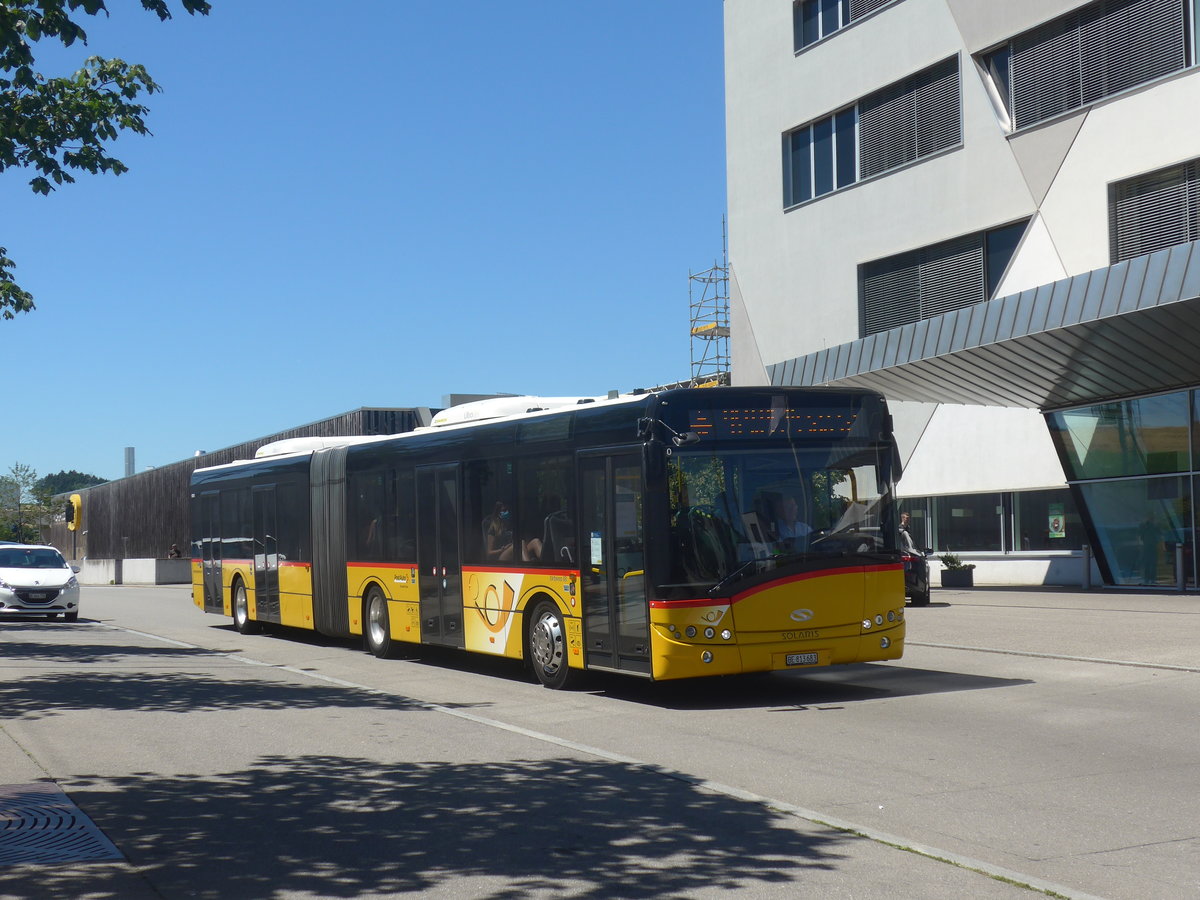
[907,586,1200,670]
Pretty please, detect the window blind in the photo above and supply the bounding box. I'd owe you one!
[1110,161,1200,262]
[1009,0,1186,129]
[860,235,989,335]
[859,57,959,180]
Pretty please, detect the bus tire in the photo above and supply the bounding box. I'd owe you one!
[527,599,576,690]
[232,580,261,635]
[365,586,400,659]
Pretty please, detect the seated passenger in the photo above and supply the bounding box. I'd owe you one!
[483,502,514,562]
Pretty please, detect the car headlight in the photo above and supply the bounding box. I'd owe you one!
[64,576,78,590]
[0,577,11,591]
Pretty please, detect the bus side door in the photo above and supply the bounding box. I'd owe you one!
[416,464,464,648]
[252,485,281,623]
[579,453,650,675]
[200,491,223,613]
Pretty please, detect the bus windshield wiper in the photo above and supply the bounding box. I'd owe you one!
[708,559,763,596]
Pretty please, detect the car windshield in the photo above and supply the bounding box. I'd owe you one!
[665,444,896,593]
[0,548,67,568]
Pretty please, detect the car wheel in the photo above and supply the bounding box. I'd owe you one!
[45,612,59,620]
[527,600,577,690]
[909,589,931,607]
[64,612,79,622]
[365,586,401,659]
[233,581,261,634]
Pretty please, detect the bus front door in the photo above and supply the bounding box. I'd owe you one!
[417,464,464,648]
[201,491,222,613]
[252,486,280,623]
[579,454,650,675]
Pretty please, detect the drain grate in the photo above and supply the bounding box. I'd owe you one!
[0,782,123,866]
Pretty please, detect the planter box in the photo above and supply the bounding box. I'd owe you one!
[940,568,974,588]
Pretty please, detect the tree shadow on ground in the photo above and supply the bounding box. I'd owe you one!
[0,671,490,721]
[0,755,857,899]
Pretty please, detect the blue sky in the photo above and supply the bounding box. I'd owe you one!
[3,1,726,482]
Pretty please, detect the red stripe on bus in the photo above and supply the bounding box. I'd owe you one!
[347,561,417,569]
[648,563,903,608]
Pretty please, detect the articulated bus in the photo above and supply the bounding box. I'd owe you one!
[190,387,906,688]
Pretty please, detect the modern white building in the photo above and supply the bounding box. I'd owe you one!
[725,0,1200,588]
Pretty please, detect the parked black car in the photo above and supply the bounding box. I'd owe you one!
[903,549,930,606]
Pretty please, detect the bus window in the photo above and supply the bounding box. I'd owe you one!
[517,455,575,565]
[464,458,514,565]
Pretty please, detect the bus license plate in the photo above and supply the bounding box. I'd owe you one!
[786,652,818,666]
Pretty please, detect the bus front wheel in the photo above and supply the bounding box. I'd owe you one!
[233,581,261,635]
[527,600,576,690]
[365,587,400,659]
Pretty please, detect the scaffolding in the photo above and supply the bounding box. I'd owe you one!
[689,220,731,387]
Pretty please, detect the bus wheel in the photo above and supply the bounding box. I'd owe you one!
[233,581,261,635]
[528,600,575,690]
[365,587,400,659]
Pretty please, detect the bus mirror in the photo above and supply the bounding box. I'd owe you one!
[672,432,701,447]
[636,418,654,438]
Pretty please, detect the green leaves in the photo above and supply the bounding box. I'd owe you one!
[0,246,35,318]
[0,1,211,319]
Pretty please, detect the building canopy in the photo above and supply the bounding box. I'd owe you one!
[769,241,1200,411]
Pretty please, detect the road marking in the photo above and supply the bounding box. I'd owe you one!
[910,641,1200,673]
[95,620,1107,899]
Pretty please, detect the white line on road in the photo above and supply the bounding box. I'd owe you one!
[909,641,1200,673]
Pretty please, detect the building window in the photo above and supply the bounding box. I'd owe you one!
[858,219,1028,336]
[793,0,900,51]
[901,488,1083,552]
[1109,159,1200,262]
[784,57,959,207]
[1046,393,1191,481]
[980,0,1190,131]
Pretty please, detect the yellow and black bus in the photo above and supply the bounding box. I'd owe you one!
[190,387,906,688]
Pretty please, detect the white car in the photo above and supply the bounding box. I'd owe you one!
[0,544,81,621]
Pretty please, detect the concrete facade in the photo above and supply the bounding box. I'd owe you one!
[724,0,1200,584]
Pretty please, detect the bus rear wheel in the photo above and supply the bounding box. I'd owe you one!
[233,581,261,635]
[365,587,400,659]
[527,600,576,690]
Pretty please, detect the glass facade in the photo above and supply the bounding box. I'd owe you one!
[899,488,1082,553]
[1047,388,1200,587]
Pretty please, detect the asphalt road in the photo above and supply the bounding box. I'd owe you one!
[0,585,1197,899]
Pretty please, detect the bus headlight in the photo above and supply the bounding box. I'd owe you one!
[880,636,891,649]
[703,627,715,639]
[721,629,732,640]
[702,651,713,663]
[887,610,896,622]
[685,626,697,638]
[862,619,872,629]
[875,615,884,626]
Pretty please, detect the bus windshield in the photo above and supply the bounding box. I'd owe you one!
[666,443,896,594]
